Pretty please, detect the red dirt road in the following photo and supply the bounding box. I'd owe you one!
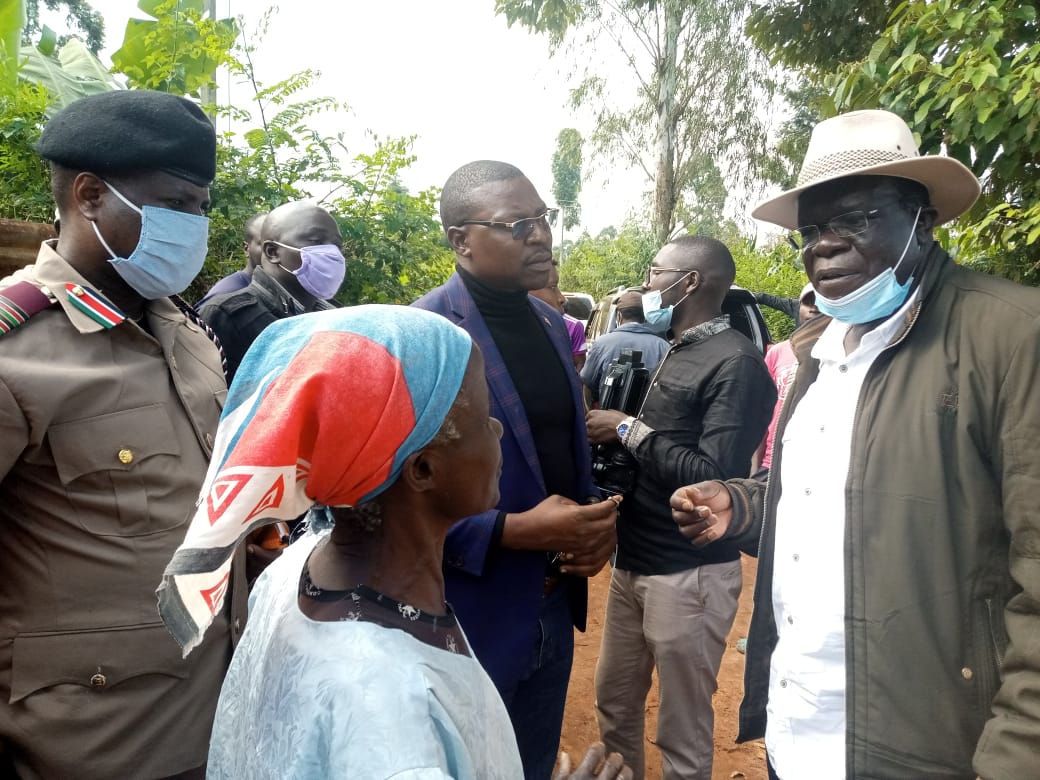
[559,555,767,779]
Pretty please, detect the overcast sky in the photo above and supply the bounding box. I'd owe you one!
[42,0,653,239]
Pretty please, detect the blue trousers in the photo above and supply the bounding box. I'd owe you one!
[498,585,575,780]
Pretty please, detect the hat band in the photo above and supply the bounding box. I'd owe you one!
[797,149,915,187]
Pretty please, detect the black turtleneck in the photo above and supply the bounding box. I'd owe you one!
[457,265,579,502]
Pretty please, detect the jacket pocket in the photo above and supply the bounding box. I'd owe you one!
[10,622,191,704]
[48,404,183,537]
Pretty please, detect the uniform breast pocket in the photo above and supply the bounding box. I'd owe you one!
[48,404,183,537]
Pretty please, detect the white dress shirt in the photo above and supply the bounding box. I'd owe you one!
[766,292,918,780]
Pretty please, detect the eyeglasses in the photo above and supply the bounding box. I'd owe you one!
[787,208,885,251]
[458,208,559,240]
[642,265,691,286]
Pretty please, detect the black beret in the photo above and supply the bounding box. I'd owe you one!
[36,90,216,186]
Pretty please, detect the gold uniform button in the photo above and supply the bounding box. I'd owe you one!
[90,673,106,689]
[961,667,974,680]
[71,285,84,296]
[118,448,134,464]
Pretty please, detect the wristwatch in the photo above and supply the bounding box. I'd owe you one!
[616,416,636,441]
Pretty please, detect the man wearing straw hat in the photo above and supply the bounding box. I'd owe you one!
[668,109,1040,780]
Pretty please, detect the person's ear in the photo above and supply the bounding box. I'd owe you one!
[916,206,938,237]
[263,240,281,263]
[684,270,701,294]
[398,449,439,494]
[73,172,108,222]
[446,225,471,257]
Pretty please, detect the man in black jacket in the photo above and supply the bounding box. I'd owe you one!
[199,201,344,381]
[586,235,775,780]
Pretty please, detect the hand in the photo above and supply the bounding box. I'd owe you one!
[559,496,621,577]
[244,526,286,584]
[586,409,628,444]
[501,495,618,569]
[553,742,632,780]
[670,481,732,547]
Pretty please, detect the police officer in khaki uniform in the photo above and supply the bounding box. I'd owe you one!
[0,90,245,779]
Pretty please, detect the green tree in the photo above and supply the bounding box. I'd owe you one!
[23,0,104,54]
[551,127,583,230]
[496,0,770,246]
[830,0,1040,284]
[758,81,826,191]
[556,221,656,299]
[732,238,807,341]
[746,0,894,77]
[330,139,454,306]
[19,37,121,112]
[111,0,237,98]
[0,78,52,221]
[1,0,25,83]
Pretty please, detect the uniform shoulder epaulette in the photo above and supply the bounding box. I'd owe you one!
[0,281,57,335]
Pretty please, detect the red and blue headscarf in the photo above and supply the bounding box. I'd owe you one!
[158,305,473,654]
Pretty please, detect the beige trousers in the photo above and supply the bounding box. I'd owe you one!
[594,562,742,780]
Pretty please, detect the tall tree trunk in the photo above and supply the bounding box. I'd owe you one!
[653,0,680,246]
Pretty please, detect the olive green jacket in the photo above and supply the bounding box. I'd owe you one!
[725,246,1040,780]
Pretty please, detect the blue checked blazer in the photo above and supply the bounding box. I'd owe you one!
[412,272,597,690]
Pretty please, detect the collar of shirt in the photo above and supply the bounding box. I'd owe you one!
[615,322,659,335]
[27,241,180,334]
[677,313,730,346]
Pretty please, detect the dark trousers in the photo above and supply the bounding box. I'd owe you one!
[498,584,575,780]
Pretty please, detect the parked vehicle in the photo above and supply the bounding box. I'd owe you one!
[585,285,772,353]
[562,291,595,324]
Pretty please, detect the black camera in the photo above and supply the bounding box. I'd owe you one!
[592,348,650,497]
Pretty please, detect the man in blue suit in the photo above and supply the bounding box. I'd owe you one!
[413,160,619,779]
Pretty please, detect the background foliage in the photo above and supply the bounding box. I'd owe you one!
[748,0,1040,286]
[0,0,453,304]
[551,127,583,231]
[0,78,52,221]
[829,0,1040,284]
[496,0,772,246]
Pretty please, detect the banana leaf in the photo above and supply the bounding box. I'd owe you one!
[18,37,122,113]
[0,0,26,83]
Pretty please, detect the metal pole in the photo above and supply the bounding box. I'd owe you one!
[200,0,219,122]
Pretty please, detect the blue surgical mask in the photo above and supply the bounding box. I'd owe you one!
[814,207,921,325]
[641,273,691,335]
[92,181,209,300]
[270,241,346,301]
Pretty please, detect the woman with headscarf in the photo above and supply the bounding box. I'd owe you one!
[157,306,630,780]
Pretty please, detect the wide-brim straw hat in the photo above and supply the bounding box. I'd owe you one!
[752,110,981,230]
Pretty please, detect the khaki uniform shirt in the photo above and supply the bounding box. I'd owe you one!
[0,243,244,779]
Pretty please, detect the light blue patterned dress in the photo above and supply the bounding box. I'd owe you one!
[207,534,524,779]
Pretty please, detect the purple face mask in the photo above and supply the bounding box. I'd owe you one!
[271,241,346,300]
